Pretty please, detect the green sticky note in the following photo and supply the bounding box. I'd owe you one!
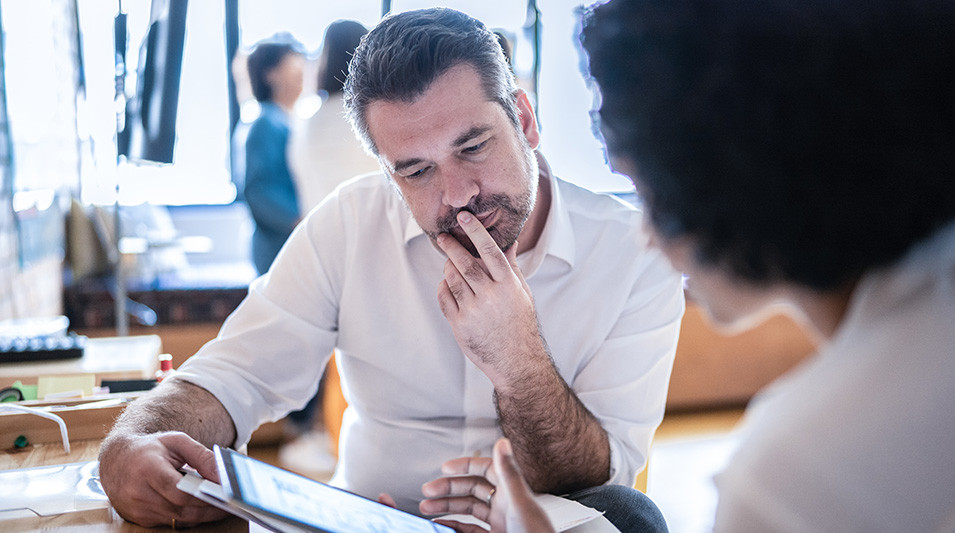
[11,380,38,401]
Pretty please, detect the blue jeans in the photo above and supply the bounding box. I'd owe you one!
[566,484,668,533]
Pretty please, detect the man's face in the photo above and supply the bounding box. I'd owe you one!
[365,64,541,257]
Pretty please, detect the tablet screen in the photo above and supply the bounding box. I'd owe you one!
[215,445,455,533]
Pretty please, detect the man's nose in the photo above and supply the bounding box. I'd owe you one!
[441,170,480,208]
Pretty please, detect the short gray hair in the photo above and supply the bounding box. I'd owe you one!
[344,8,519,155]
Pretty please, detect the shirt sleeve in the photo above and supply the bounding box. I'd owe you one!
[574,244,685,487]
[174,200,345,446]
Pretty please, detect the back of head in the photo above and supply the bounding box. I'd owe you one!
[247,33,305,102]
[344,7,518,154]
[581,0,955,290]
[317,20,368,95]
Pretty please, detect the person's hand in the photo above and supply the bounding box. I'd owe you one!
[436,211,546,386]
[421,453,497,530]
[98,431,227,528]
[421,438,554,533]
[490,438,554,533]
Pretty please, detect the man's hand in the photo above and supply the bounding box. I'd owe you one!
[435,210,611,494]
[420,438,554,533]
[436,210,546,387]
[99,431,227,528]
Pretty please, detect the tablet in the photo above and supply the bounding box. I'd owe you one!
[213,445,456,533]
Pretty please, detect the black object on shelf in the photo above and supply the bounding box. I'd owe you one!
[0,333,87,364]
[100,379,158,393]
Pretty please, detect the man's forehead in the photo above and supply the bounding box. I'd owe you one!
[366,65,491,125]
[365,66,509,165]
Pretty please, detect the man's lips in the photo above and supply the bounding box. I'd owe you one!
[472,209,499,229]
[444,209,499,242]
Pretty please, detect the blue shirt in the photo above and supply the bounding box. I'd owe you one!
[244,102,300,274]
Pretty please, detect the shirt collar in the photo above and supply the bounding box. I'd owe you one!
[834,219,955,345]
[401,152,576,275]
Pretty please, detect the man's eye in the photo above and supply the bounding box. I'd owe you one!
[462,140,488,154]
[404,167,429,179]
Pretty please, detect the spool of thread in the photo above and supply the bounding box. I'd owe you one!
[155,354,174,382]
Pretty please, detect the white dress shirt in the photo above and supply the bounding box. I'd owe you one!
[175,171,684,514]
[714,221,955,532]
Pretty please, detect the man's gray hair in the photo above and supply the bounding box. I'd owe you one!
[344,8,520,155]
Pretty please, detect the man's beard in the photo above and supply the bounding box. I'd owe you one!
[420,136,539,257]
[429,190,534,257]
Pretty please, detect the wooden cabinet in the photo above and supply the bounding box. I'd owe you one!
[666,303,816,411]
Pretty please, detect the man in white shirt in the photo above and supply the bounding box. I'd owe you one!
[98,8,682,530]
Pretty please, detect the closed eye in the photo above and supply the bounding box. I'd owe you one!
[403,165,431,179]
[462,139,489,155]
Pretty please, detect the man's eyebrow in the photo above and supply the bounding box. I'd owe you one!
[392,157,426,175]
[389,125,494,174]
[452,125,493,148]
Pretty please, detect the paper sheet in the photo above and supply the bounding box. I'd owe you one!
[177,471,308,533]
[0,461,108,518]
[439,493,605,532]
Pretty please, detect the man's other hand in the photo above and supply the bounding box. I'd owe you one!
[421,438,554,533]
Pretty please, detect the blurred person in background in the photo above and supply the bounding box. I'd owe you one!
[242,34,306,276]
[289,19,377,213]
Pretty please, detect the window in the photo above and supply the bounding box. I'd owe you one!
[76,1,232,206]
[69,1,630,208]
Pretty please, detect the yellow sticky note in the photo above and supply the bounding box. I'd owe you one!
[37,374,96,399]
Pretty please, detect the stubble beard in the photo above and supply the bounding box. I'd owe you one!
[431,143,539,257]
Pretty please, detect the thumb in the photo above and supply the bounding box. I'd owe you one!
[492,438,555,533]
[162,433,220,483]
[493,438,530,501]
[505,241,520,269]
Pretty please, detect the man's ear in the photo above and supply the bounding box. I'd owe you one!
[515,90,540,150]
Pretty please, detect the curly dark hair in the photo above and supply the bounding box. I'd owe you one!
[580,0,955,290]
[343,8,519,155]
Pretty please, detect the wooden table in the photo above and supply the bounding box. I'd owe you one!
[0,334,246,531]
[1,334,163,451]
[0,440,248,532]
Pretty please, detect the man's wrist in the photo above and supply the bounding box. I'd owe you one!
[489,345,561,398]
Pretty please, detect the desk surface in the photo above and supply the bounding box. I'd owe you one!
[0,335,161,389]
[0,335,243,531]
[0,440,247,532]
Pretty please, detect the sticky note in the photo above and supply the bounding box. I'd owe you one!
[37,374,96,399]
